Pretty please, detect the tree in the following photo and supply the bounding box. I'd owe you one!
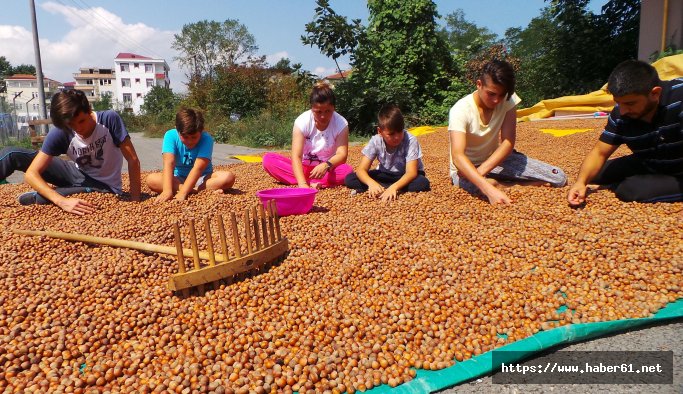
[301,0,363,76]
[336,0,457,133]
[0,57,12,77]
[172,19,258,80]
[441,9,498,59]
[141,86,181,122]
[210,59,269,118]
[92,92,113,111]
[11,64,36,75]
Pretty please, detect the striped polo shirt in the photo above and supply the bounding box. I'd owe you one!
[599,78,683,175]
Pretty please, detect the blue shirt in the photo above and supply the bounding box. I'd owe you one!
[161,129,214,177]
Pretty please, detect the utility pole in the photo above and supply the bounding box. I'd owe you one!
[29,0,48,123]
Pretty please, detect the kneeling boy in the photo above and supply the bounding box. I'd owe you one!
[146,108,235,202]
[345,104,430,201]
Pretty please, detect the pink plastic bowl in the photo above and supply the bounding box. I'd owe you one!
[256,188,318,216]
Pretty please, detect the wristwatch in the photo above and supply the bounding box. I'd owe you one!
[325,160,333,171]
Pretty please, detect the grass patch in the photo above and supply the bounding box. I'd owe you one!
[0,137,33,150]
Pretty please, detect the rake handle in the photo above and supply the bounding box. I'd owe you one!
[11,228,227,261]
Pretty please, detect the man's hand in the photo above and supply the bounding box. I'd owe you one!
[367,182,385,198]
[56,197,96,216]
[309,163,329,179]
[155,190,174,203]
[379,187,398,202]
[484,187,512,205]
[567,182,587,206]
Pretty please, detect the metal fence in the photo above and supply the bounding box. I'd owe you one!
[0,113,27,146]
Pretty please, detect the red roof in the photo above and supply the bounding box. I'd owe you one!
[63,82,76,87]
[324,70,352,80]
[6,74,62,84]
[115,52,152,60]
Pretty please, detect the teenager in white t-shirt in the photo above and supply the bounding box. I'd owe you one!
[448,60,566,205]
[0,89,141,215]
[262,82,353,189]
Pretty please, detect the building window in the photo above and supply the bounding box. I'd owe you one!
[32,92,38,98]
[146,79,154,87]
[15,103,23,110]
[86,79,93,85]
[33,104,40,110]
[121,78,131,87]
[145,64,153,72]
[123,93,132,104]
[134,63,139,68]
[136,93,142,98]
[120,63,129,72]
[100,79,112,86]
[135,78,140,84]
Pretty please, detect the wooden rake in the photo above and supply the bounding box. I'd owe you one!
[12,200,288,294]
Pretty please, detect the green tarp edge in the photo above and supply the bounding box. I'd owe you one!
[367,298,683,394]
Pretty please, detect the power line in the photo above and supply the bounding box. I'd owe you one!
[69,0,164,59]
[53,0,165,60]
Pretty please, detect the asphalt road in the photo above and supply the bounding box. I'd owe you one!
[3,132,266,183]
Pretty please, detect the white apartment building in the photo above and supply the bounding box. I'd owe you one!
[73,67,116,103]
[113,52,170,114]
[3,74,61,128]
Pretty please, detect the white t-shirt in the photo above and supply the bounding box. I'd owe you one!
[294,110,348,162]
[41,110,128,193]
[362,131,424,173]
[448,92,521,175]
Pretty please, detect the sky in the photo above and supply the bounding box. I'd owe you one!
[0,0,608,93]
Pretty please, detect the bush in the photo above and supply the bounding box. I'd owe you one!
[213,109,296,148]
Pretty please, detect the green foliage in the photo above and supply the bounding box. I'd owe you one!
[172,19,258,80]
[301,0,363,74]
[213,109,296,148]
[210,61,269,118]
[0,57,12,77]
[92,92,113,111]
[11,64,36,75]
[334,0,456,134]
[441,9,499,60]
[141,86,182,123]
[506,0,639,105]
[0,136,32,150]
[650,46,683,62]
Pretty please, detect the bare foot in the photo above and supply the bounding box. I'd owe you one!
[310,182,323,190]
[213,189,226,194]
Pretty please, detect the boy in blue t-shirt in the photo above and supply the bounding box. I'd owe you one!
[344,104,430,201]
[146,108,235,202]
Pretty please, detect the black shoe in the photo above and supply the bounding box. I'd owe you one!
[17,191,38,206]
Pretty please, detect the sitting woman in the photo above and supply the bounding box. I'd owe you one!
[263,82,353,189]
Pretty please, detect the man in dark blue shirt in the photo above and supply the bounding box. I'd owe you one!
[568,60,683,205]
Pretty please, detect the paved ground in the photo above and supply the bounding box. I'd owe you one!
[4,132,266,183]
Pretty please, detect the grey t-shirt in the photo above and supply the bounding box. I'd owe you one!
[361,131,424,174]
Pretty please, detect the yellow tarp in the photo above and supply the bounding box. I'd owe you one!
[231,155,263,163]
[517,54,683,122]
[408,126,440,136]
[540,128,592,137]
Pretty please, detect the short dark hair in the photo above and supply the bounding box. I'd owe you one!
[49,89,91,130]
[176,108,204,135]
[607,60,661,97]
[377,104,404,132]
[310,81,336,107]
[480,60,516,100]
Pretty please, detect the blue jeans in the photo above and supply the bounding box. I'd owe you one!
[0,147,112,204]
